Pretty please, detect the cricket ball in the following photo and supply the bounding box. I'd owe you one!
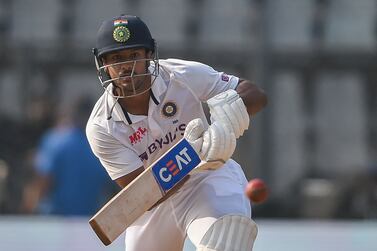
[245,178,268,204]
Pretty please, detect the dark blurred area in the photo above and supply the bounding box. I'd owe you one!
[0,0,376,219]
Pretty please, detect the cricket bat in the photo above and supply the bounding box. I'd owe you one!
[89,138,222,245]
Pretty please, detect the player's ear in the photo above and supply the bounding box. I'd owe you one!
[146,49,152,68]
[146,49,153,59]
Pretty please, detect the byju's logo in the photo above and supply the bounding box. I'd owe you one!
[152,139,201,192]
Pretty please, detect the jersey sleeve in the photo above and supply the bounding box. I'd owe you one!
[167,59,239,101]
[86,123,143,180]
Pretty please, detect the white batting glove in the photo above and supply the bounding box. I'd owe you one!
[184,118,236,163]
[207,89,250,139]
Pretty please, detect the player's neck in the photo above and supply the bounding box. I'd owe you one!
[119,91,150,116]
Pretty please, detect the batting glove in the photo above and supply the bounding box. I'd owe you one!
[184,118,236,163]
[207,89,249,139]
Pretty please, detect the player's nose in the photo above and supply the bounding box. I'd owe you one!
[119,64,133,75]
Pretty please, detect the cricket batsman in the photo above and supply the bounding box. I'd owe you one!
[86,14,267,251]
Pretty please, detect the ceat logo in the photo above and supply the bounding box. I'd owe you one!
[129,127,147,145]
[152,138,201,191]
[159,147,192,183]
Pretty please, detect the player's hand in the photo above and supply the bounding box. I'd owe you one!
[207,89,249,139]
[184,118,236,163]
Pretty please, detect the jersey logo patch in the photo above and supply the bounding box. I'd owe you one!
[162,101,177,118]
[137,124,186,163]
[129,127,147,145]
[139,152,148,161]
[113,26,130,43]
[221,73,230,82]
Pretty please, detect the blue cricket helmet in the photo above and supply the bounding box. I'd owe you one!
[94,15,155,58]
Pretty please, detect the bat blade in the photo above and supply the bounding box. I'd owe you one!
[89,169,163,245]
[89,138,221,245]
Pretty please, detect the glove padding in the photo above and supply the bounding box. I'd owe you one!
[207,89,249,139]
[184,118,236,163]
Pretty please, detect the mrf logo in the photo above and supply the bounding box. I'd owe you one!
[129,127,147,145]
[152,139,201,192]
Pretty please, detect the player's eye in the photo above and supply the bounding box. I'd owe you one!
[112,55,122,62]
[130,52,139,59]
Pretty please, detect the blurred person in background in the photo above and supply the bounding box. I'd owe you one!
[21,97,117,216]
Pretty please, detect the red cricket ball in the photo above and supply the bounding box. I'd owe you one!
[245,178,268,204]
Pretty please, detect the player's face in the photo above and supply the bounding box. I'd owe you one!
[103,48,152,97]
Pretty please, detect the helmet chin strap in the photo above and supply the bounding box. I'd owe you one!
[106,96,120,120]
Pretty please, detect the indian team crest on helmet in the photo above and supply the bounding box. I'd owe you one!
[113,26,130,43]
[162,101,177,118]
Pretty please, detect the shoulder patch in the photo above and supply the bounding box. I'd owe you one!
[221,73,230,82]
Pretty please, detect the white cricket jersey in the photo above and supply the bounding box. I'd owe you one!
[86,58,239,180]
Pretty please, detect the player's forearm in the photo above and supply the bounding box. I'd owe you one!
[236,79,268,116]
[115,167,144,188]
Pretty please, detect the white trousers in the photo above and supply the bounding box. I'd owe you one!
[124,159,251,251]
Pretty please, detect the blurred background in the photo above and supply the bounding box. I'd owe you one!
[0,0,376,250]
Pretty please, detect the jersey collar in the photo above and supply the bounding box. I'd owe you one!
[105,71,167,125]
